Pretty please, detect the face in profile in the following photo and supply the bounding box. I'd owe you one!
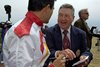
[44,5,54,24]
[81,11,89,20]
[58,8,74,30]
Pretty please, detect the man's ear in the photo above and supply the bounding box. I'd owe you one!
[42,4,50,13]
[72,16,75,22]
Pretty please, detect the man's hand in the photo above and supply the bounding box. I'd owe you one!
[53,54,66,67]
[64,49,76,60]
[77,55,89,67]
[56,49,76,61]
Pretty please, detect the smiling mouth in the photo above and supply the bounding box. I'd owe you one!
[61,22,67,24]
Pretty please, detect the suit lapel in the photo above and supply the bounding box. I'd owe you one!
[70,26,78,50]
[55,24,62,50]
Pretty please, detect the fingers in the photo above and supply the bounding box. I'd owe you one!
[57,54,65,60]
[80,55,86,60]
[65,49,76,60]
[56,49,76,61]
[79,55,89,66]
[62,49,76,60]
[53,54,66,67]
[56,51,64,58]
[61,60,66,67]
[59,55,66,67]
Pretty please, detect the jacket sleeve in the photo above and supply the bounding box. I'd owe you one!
[80,31,93,61]
[3,30,35,67]
[45,29,56,58]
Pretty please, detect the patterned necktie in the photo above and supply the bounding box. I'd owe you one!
[63,30,70,49]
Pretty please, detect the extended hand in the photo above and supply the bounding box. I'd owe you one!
[53,54,66,67]
[78,55,89,67]
[56,49,76,61]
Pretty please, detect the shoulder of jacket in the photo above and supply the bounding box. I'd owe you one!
[14,18,33,38]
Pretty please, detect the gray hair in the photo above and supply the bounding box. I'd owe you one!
[59,3,75,16]
[79,8,88,17]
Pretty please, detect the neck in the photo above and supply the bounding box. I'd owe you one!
[80,18,86,22]
[32,11,45,23]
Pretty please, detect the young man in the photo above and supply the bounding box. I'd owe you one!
[3,0,66,67]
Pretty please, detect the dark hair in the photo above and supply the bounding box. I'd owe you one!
[59,3,75,16]
[28,0,56,11]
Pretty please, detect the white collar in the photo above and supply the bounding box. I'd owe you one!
[60,26,71,34]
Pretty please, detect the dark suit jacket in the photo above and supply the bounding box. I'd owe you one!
[74,19,92,49]
[45,24,93,67]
